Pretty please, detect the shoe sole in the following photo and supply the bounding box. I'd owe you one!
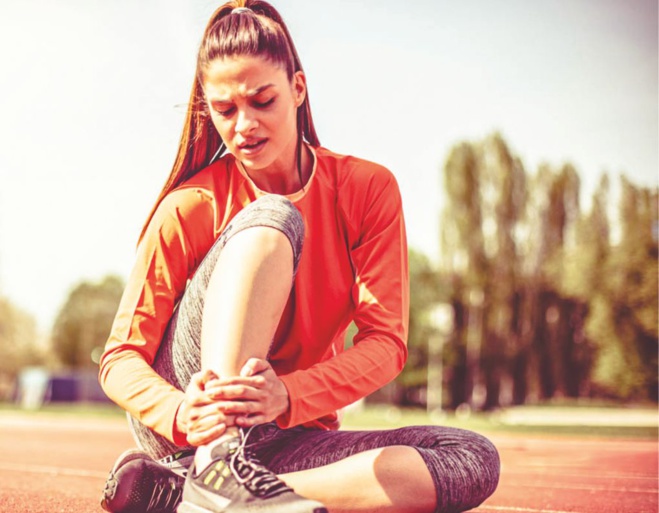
[178,502,327,513]
[109,448,153,474]
[100,448,152,510]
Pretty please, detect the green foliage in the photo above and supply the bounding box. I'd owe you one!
[0,297,42,377]
[397,250,444,389]
[50,275,124,369]
[437,132,658,408]
[584,179,658,399]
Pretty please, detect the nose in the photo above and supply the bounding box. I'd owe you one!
[235,107,258,135]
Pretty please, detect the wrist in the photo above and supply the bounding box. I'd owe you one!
[277,378,291,417]
[275,377,291,418]
[174,399,188,436]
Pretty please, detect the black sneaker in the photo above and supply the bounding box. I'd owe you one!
[177,431,327,513]
[101,448,191,513]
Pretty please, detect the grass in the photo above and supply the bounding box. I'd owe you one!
[343,405,658,439]
[0,401,126,418]
[1,401,656,439]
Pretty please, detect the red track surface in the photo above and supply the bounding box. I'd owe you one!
[0,413,656,513]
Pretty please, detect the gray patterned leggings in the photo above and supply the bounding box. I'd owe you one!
[129,194,500,513]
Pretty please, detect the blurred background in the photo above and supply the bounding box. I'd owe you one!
[0,1,656,420]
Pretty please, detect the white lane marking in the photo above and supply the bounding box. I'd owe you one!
[0,462,108,479]
[507,482,657,494]
[0,417,128,432]
[477,507,585,513]
[503,469,657,480]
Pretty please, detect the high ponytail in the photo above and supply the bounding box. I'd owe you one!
[139,0,319,243]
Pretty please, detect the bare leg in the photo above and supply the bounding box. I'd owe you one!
[195,226,294,465]
[280,446,437,513]
[200,226,294,375]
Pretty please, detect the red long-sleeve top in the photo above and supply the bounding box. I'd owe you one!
[99,146,409,445]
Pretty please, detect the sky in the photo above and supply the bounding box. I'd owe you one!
[0,0,657,332]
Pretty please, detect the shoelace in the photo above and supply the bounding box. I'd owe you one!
[229,427,293,499]
[146,475,183,512]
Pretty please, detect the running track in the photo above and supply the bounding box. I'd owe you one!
[0,413,656,513]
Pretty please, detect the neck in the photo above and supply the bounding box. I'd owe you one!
[245,143,312,195]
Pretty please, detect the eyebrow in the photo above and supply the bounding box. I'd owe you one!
[211,84,275,104]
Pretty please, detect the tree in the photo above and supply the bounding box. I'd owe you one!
[0,296,42,398]
[586,178,658,399]
[550,174,611,397]
[530,163,581,401]
[478,134,527,409]
[441,133,527,409]
[396,249,444,403]
[441,140,487,408]
[51,275,124,369]
[439,132,658,408]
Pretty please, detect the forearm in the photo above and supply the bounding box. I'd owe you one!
[100,349,186,444]
[278,334,407,428]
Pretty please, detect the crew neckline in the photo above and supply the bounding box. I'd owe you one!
[233,145,318,203]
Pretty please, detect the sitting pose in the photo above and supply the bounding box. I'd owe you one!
[98,1,500,512]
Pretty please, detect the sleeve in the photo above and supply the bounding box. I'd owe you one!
[98,188,215,445]
[277,164,409,428]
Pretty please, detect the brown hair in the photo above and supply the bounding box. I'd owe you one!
[139,0,320,242]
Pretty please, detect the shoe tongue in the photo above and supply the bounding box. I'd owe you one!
[210,436,241,460]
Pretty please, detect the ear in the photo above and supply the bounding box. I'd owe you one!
[292,70,307,108]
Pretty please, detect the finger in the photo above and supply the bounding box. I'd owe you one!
[207,384,264,400]
[240,358,270,377]
[188,402,229,422]
[187,423,225,447]
[188,410,237,432]
[189,414,224,432]
[206,375,267,389]
[187,371,219,403]
[190,369,214,388]
[215,400,261,415]
[187,390,217,408]
[200,369,219,389]
[235,414,266,428]
[206,373,266,389]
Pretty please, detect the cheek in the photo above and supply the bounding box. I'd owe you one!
[210,116,234,140]
[270,103,297,133]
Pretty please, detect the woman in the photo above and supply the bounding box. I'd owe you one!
[99,2,500,513]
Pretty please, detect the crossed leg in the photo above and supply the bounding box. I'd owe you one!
[196,204,438,513]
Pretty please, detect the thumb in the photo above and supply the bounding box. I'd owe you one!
[199,368,219,389]
[240,358,270,377]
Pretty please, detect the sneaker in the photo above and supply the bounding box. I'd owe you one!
[159,450,196,478]
[177,430,327,513]
[101,448,189,513]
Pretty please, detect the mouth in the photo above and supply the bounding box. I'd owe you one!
[237,138,267,154]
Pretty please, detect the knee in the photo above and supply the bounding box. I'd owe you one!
[422,429,500,512]
[455,431,500,510]
[251,195,304,238]
[236,195,304,267]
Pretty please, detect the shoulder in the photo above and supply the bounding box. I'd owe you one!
[315,147,401,209]
[316,146,397,186]
[147,162,226,243]
[159,161,227,218]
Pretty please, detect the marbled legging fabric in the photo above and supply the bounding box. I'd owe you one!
[128,194,500,513]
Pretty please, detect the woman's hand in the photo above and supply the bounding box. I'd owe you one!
[176,369,236,446]
[204,358,290,428]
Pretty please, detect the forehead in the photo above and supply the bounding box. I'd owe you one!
[202,55,289,100]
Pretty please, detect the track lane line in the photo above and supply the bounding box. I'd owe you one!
[0,462,107,479]
[506,481,657,494]
[477,506,587,513]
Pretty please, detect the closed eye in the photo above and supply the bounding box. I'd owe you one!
[211,95,275,117]
[253,97,275,109]
[215,106,235,117]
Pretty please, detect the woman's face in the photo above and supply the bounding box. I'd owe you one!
[203,55,306,174]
